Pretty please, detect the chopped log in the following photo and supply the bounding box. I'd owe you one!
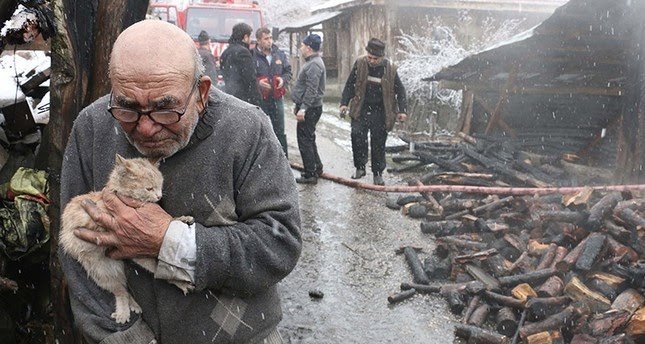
[485,254,512,278]
[433,244,452,259]
[587,278,618,301]
[483,291,525,309]
[603,220,632,245]
[497,306,519,337]
[519,305,577,339]
[410,179,443,213]
[605,235,639,263]
[626,307,644,339]
[614,208,645,231]
[536,210,587,225]
[536,276,565,298]
[420,220,462,235]
[441,197,477,212]
[571,333,598,344]
[556,234,591,272]
[454,248,498,264]
[445,196,514,220]
[408,203,429,218]
[528,240,551,256]
[536,244,558,270]
[466,264,501,290]
[564,276,611,313]
[446,289,466,315]
[549,247,569,269]
[610,289,644,314]
[525,296,571,319]
[454,324,510,344]
[504,233,528,253]
[401,246,430,285]
[598,333,635,344]
[508,252,536,273]
[587,309,631,337]
[498,268,558,287]
[512,283,538,302]
[587,192,623,230]
[575,233,606,271]
[462,295,481,324]
[588,272,626,291]
[525,331,564,344]
[397,194,424,206]
[468,303,491,327]
[388,289,416,304]
[400,282,440,294]
[423,255,451,280]
[437,236,489,250]
[462,146,548,187]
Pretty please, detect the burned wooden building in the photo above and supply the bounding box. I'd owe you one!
[428,0,645,184]
[280,0,566,88]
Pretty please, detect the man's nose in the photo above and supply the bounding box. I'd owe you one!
[136,114,162,137]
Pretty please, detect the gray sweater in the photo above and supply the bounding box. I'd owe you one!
[59,88,302,343]
[290,53,326,111]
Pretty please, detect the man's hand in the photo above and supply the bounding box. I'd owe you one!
[339,105,348,118]
[74,189,173,259]
[397,113,408,122]
[258,78,271,90]
[275,76,284,89]
[295,109,306,122]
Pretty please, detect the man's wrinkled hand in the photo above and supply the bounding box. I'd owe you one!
[397,113,408,122]
[74,189,173,259]
[296,109,306,122]
[276,76,284,89]
[258,78,271,90]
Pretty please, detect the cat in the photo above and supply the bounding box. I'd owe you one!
[60,154,193,324]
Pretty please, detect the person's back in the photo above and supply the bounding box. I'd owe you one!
[220,23,261,105]
[197,30,218,83]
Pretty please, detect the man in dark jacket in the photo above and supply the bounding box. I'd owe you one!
[291,34,326,184]
[254,27,292,157]
[220,22,261,105]
[197,30,218,83]
[340,38,407,185]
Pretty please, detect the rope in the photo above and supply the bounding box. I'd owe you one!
[290,162,645,195]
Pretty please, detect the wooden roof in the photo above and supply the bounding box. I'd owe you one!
[312,0,567,15]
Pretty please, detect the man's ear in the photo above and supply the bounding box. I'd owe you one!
[198,76,211,111]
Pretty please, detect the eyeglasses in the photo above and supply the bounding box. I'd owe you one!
[108,80,200,125]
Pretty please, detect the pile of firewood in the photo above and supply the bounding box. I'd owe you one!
[388,190,644,343]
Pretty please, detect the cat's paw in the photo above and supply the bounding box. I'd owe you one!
[172,281,195,295]
[111,309,131,324]
[175,215,194,225]
[129,296,142,314]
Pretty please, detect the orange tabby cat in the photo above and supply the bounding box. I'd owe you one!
[60,154,182,324]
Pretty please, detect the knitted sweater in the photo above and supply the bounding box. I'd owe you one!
[59,88,302,343]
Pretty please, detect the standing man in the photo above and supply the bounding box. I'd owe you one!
[291,33,325,184]
[220,22,261,105]
[340,38,407,185]
[59,20,300,343]
[254,27,292,157]
[197,30,218,83]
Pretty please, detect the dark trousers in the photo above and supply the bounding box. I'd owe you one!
[296,105,323,177]
[351,102,387,174]
[260,98,288,157]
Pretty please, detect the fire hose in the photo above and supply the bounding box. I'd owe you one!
[290,162,645,195]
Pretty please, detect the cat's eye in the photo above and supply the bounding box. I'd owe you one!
[146,187,154,191]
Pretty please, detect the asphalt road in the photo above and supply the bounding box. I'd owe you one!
[276,102,457,343]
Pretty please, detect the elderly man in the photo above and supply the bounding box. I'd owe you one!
[340,38,407,185]
[59,20,301,344]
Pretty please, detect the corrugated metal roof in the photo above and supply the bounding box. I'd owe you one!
[312,0,567,15]
[279,11,343,32]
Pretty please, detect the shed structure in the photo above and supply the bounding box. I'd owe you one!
[427,0,644,183]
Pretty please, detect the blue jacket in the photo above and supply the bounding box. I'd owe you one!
[254,44,292,86]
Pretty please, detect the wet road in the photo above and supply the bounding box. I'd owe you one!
[277,103,457,343]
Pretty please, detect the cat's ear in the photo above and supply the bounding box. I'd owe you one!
[115,154,126,165]
[148,157,161,167]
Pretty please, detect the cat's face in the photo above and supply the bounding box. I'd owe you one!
[107,156,164,203]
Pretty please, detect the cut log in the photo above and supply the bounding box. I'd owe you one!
[485,254,512,278]
[626,306,645,339]
[400,282,440,294]
[454,248,498,264]
[437,236,489,250]
[575,233,606,272]
[536,276,565,298]
[402,246,430,285]
[467,303,491,327]
[610,289,644,314]
[512,283,538,302]
[496,306,518,337]
[525,296,571,319]
[587,272,626,291]
[420,220,462,235]
[614,208,645,231]
[536,244,558,270]
[564,276,611,313]
[445,196,514,221]
[587,278,618,301]
[387,289,416,304]
[598,333,636,344]
[445,289,466,315]
[571,333,598,344]
[498,268,558,287]
[556,234,591,272]
[454,324,510,344]
[604,235,639,263]
[603,220,632,245]
[519,305,577,339]
[587,309,631,337]
[462,295,481,324]
[466,264,501,290]
[536,210,587,225]
[587,192,623,231]
[423,255,451,280]
[524,331,564,344]
[528,240,551,256]
[549,247,568,269]
[483,291,525,309]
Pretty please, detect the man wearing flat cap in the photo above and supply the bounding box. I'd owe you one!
[340,38,407,185]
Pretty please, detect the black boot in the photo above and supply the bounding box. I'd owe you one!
[296,175,318,184]
[351,168,366,179]
[373,173,384,186]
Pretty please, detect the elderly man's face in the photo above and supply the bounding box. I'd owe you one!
[111,75,203,159]
[366,53,383,67]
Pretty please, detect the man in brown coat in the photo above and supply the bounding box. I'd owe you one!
[339,38,407,185]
